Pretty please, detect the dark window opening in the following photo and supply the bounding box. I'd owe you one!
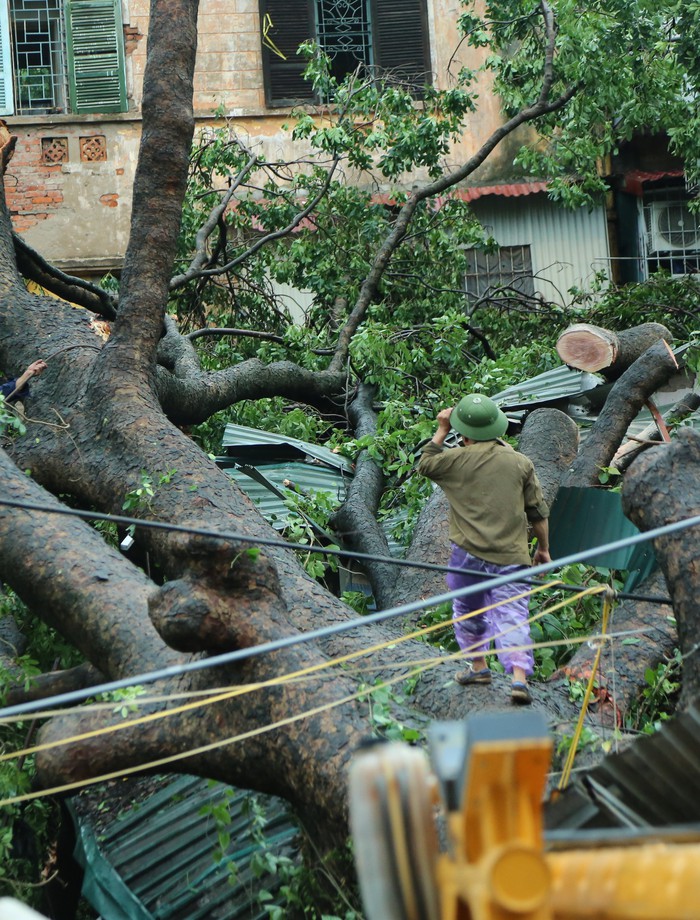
[464,245,535,304]
[261,0,431,107]
[316,0,372,84]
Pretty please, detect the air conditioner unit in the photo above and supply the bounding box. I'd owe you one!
[649,201,700,252]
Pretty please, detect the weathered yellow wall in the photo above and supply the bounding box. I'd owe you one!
[5,0,523,275]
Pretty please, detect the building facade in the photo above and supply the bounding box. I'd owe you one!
[0,1,695,300]
[1,0,510,278]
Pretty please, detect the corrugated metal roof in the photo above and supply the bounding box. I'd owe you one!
[373,183,550,206]
[545,705,700,834]
[622,168,685,196]
[491,349,698,445]
[458,181,550,201]
[71,776,298,920]
[218,459,350,538]
[492,366,603,411]
[219,459,405,559]
[221,423,353,473]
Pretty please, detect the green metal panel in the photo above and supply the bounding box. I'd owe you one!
[70,775,298,919]
[0,1,14,115]
[548,486,655,573]
[65,0,127,114]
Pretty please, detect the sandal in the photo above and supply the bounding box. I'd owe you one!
[511,681,532,705]
[456,667,492,686]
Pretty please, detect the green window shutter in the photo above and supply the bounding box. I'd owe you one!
[0,2,14,116]
[371,0,431,92]
[260,0,315,107]
[65,0,127,114]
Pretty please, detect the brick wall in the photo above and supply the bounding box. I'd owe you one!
[5,133,65,235]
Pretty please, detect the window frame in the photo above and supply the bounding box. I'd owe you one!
[463,244,536,305]
[260,0,431,109]
[0,3,15,115]
[0,0,127,117]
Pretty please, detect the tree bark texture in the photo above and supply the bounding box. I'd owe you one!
[330,385,399,608]
[560,569,676,724]
[3,662,104,708]
[517,408,580,507]
[623,428,700,708]
[563,340,678,486]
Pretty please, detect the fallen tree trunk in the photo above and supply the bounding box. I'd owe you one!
[622,428,700,708]
[556,322,673,379]
[559,569,675,725]
[563,340,678,486]
[614,381,700,472]
[517,408,579,506]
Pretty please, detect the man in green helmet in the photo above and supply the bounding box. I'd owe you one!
[417,394,551,704]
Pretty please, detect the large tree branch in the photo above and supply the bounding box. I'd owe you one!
[104,0,199,381]
[170,153,342,290]
[169,148,259,290]
[13,234,117,319]
[3,662,104,708]
[518,408,579,507]
[156,357,349,424]
[623,429,700,708]
[564,340,679,486]
[329,79,578,372]
[329,384,397,606]
[0,448,181,678]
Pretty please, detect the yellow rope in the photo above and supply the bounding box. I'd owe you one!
[558,588,615,790]
[0,582,554,760]
[0,583,601,776]
[261,13,286,59]
[0,604,628,809]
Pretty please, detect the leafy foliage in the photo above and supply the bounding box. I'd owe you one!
[570,272,700,341]
[0,590,82,904]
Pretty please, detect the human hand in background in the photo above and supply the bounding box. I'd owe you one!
[26,360,47,377]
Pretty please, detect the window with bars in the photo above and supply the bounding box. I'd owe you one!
[463,245,535,304]
[260,0,431,107]
[0,0,127,116]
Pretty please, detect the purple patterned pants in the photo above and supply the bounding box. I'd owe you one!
[445,544,534,675]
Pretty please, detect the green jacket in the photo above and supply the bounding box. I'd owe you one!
[418,439,549,566]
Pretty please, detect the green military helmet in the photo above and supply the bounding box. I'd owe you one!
[450,394,508,441]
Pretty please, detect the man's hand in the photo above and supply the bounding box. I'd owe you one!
[12,359,48,395]
[531,519,551,566]
[27,360,47,377]
[436,407,453,431]
[432,407,454,446]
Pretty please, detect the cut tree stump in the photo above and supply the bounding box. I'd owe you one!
[557,322,673,380]
[557,323,618,372]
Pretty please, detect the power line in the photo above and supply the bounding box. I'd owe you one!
[0,508,697,721]
[0,496,673,603]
